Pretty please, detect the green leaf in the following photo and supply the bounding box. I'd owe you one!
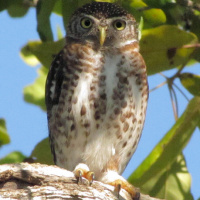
[62,0,91,31]
[163,154,193,200]
[123,0,147,11]
[180,73,200,96]
[193,48,200,63]
[20,39,65,67]
[36,0,56,41]
[128,97,200,189]
[122,1,166,26]
[0,151,26,164]
[0,0,29,16]
[62,0,77,30]
[0,0,10,11]
[20,45,40,67]
[190,10,200,42]
[23,66,47,110]
[191,10,200,62]
[56,26,64,40]
[52,0,62,15]
[142,8,166,26]
[135,154,193,200]
[0,119,10,147]
[7,0,29,17]
[142,0,172,7]
[95,0,118,2]
[31,138,54,165]
[140,25,198,75]
[122,0,148,23]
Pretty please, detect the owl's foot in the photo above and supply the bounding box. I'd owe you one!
[73,163,94,186]
[100,171,140,200]
[109,179,140,200]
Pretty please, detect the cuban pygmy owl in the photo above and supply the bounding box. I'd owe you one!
[45,2,148,199]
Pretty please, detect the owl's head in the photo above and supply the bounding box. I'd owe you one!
[67,2,138,48]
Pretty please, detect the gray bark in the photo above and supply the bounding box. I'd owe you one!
[0,163,164,200]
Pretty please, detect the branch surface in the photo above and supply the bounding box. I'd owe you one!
[0,163,164,200]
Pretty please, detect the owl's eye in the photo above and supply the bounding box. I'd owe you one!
[81,18,93,29]
[113,20,126,31]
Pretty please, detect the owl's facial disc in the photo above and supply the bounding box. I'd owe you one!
[79,15,108,46]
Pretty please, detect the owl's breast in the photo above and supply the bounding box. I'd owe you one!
[66,48,147,174]
[53,44,148,175]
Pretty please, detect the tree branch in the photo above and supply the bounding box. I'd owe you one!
[0,163,164,200]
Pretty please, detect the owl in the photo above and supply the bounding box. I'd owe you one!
[45,2,148,199]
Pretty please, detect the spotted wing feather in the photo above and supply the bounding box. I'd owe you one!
[45,50,66,114]
[45,49,66,163]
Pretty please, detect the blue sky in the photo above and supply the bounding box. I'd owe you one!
[0,8,199,199]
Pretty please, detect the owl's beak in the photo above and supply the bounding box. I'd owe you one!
[99,26,106,46]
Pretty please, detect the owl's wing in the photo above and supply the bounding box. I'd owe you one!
[45,49,66,114]
[45,49,67,164]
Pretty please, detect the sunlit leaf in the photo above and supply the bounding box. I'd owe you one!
[31,138,54,165]
[122,1,166,26]
[123,0,147,12]
[20,45,40,67]
[142,8,166,25]
[23,66,47,110]
[21,39,65,67]
[129,97,200,189]
[180,73,200,96]
[0,151,26,164]
[140,25,198,75]
[56,26,64,40]
[163,154,192,200]
[0,119,10,147]
[122,0,148,22]
[135,154,193,200]
[36,0,55,41]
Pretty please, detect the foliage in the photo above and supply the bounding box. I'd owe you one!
[30,138,54,165]
[23,66,48,111]
[0,119,10,147]
[0,151,26,164]
[128,97,200,199]
[0,0,200,200]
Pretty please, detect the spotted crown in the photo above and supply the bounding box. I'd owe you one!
[72,2,128,19]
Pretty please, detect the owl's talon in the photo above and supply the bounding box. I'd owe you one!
[107,178,140,200]
[74,169,83,184]
[85,171,95,185]
[73,163,95,186]
[134,192,140,200]
[114,183,121,198]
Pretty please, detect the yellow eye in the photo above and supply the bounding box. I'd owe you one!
[81,18,93,29]
[113,20,126,30]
